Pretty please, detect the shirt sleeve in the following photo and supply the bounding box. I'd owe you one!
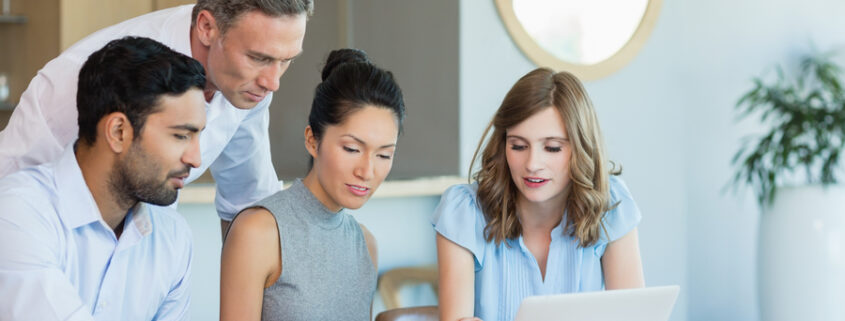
[431,184,488,271]
[209,96,282,221]
[0,195,94,321]
[152,225,193,321]
[0,59,81,178]
[602,175,642,242]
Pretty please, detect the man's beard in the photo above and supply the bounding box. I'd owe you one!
[109,142,189,208]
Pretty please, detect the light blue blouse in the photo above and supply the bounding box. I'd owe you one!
[431,175,641,321]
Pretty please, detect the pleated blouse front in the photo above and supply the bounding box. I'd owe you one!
[431,176,641,321]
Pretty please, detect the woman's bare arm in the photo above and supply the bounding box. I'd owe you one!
[602,227,645,289]
[436,233,479,321]
[220,208,282,320]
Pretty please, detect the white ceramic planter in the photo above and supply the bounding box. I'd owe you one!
[759,185,845,321]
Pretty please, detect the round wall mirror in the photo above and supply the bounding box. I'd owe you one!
[495,0,663,80]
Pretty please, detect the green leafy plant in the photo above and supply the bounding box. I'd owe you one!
[732,51,845,206]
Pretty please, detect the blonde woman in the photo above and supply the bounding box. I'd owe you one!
[434,68,645,321]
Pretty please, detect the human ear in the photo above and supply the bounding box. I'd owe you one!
[304,126,318,158]
[194,10,219,46]
[101,112,134,154]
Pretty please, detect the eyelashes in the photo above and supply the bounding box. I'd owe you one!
[508,144,563,153]
[344,146,393,160]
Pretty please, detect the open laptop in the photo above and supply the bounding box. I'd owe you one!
[514,285,680,321]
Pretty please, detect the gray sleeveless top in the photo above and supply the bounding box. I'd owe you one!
[252,179,377,321]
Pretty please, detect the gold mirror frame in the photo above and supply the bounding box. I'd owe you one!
[494,0,663,81]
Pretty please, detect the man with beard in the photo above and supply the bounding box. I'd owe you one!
[0,37,206,320]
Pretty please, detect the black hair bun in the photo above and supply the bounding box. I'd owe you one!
[321,48,371,81]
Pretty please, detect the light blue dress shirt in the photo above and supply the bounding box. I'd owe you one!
[0,147,193,320]
[432,175,641,321]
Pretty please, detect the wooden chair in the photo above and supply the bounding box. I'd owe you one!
[377,265,439,310]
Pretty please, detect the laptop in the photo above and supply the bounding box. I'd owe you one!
[514,285,680,321]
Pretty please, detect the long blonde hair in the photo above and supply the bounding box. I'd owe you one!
[469,68,619,247]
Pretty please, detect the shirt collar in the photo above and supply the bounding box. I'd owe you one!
[130,202,153,237]
[54,145,154,238]
[115,202,153,251]
[54,145,101,229]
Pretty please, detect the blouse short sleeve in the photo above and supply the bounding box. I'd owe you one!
[602,175,642,242]
[431,184,488,270]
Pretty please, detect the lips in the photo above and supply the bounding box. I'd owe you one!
[168,170,190,189]
[244,91,265,102]
[523,177,549,188]
[346,184,370,197]
[169,176,186,189]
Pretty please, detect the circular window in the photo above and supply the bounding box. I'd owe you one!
[495,0,663,80]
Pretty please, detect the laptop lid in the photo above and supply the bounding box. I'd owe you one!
[514,285,680,321]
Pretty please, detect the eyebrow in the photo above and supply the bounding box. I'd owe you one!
[506,135,568,142]
[169,124,204,133]
[343,134,396,149]
[248,50,303,62]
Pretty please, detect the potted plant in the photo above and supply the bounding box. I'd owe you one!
[732,51,845,321]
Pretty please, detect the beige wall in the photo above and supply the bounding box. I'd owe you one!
[154,0,193,10]
[59,0,152,50]
[0,0,60,129]
[60,0,194,50]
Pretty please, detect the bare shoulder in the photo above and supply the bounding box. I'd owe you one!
[230,208,278,238]
[222,207,283,287]
[358,223,378,270]
[225,207,280,258]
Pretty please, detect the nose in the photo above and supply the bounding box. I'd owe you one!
[353,154,375,182]
[525,146,543,173]
[182,136,202,169]
[256,63,284,92]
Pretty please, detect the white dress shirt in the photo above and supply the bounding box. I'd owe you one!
[0,5,281,220]
[0,146,193,321]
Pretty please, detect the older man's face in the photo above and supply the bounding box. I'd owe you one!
[204,11,306,109]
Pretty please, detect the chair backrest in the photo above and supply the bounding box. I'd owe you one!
[375,306,439,321]
[378,266,438,310]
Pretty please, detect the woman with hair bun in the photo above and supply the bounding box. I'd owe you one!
[220,48,406,321]
[434,68,645,321]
